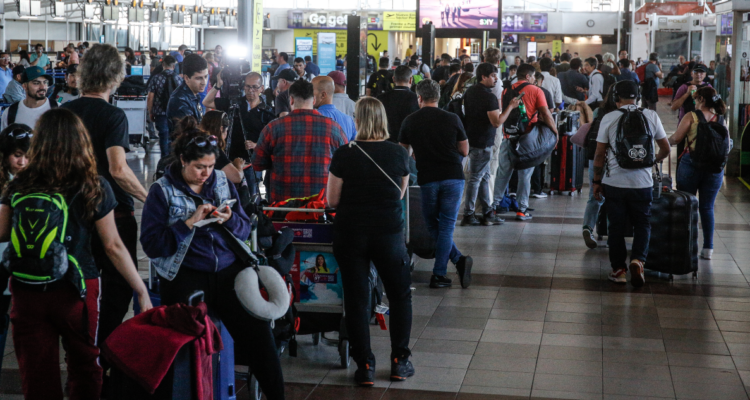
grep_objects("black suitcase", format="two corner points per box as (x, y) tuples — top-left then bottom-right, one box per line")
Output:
(645, 188), (699, 278)
(108, 343), (195, 400)
(550, 135), (585, 194)
(407, 186), (436, 259)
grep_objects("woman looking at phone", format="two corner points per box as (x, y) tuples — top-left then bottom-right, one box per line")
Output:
(139, 116), (286, 399)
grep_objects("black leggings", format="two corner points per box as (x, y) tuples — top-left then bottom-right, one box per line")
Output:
(333, 229), (413, 367)
(160, 263), (285, 400)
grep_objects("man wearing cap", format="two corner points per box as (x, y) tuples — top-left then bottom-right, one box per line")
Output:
(313, 76), (356, 142)
(329, 71), (355, 118)
(271, 68), (297, 118)
(2, 65), (26, 104)
(0, 66), (54, 131)
(52, 64), (81, 105)
(592, 80), (670, 287)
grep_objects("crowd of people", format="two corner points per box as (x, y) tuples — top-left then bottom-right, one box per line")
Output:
(0, 39), (731, 399)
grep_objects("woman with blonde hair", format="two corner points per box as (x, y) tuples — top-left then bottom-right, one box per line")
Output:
(327, 96), (414, 387)
(451, 72), (474, 99)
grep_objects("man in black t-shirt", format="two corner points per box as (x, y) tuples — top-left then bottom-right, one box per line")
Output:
(461, 63), (504, 226)
(378, 66), (419, 143)
(204, 71), (275, 194)
(62, 43), (149, 377)
(399, 79), (473, 289)
(431, 54), (453, 85)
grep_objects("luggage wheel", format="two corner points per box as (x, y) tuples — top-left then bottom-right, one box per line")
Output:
(311, 332), (320, 345)
(339, 339), (351, 368)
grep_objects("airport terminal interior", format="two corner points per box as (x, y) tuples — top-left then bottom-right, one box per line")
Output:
(4, 0), (750, 399)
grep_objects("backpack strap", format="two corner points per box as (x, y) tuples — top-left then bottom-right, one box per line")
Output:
(7, 102), (19, 125)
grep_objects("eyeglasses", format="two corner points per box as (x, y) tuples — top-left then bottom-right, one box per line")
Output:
(244, 84), (262, 91)
(185, 135), (218, 149)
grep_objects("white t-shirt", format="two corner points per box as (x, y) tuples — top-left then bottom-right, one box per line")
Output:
(0, 99), (51, 131)
(596, 104), (667, 189)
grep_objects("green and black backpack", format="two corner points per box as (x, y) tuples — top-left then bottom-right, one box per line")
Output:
(2, 192), (86, 298)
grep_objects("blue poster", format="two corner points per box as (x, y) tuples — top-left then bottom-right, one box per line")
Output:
(295, 37), (313, 62)
(318, 32), (337, 76)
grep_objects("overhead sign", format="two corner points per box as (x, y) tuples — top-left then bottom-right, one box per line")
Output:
(252, 0), (263, 72)
(501, 13), (548, 33)
(383, 12), (415, 31)
(288, 10), (384, 30)
(367, 31), (388, 59)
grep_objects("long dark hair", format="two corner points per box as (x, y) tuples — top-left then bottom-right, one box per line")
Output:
(18, 50), (30, 62)
(5, 109), (103, 221)
(0, 124), (32, 191)
(695, 87), (727, 116)
(200, 110), (230, 151)
(597, 84), (619, 117)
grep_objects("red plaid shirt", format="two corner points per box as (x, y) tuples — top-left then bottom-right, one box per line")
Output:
(252, 109), (348, 202)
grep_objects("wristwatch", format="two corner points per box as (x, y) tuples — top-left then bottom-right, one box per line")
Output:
(592, 180), (602, 185)
(213, 84), (222, 91)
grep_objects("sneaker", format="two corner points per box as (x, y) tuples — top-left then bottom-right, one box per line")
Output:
(608, 268), (627, 283)
(390, 357), (415, 382)
(482, 212), (505, 226)
(430, 274), (452, 288)
(461, 214), (481, 226)
(456, 256), (473, 288)
(582, 227), (598, 249)
(629, 260), (645, 288)
(516, 210), (533, 221)
(701, 249), (713, 260)
(354, 360), (376, 387)
(531, 192), (548, 198)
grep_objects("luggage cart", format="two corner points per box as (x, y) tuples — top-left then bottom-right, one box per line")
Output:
(113, 94), (148, 158)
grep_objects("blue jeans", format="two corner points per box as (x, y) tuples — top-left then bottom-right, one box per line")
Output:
(464, 147), (493, 215)
(421, 179), (464, 276)
(584, 160), (604, 230)
(244, 168), (263, 196)
(676, 153), (724, 249)
(492, 139), (533, 212)
(603, 185), (652, 271)
(155, 115), (170, 157)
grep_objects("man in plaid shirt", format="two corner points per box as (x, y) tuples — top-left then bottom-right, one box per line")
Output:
(253, 79), (348, 202)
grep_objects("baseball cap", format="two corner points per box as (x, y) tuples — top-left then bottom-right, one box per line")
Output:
(692, 64), (707, 73)
(328, 71), (346, 86)
(271, 68), (298, 82)
(21, 66), (53, 84)
(614, 80), (639, 100)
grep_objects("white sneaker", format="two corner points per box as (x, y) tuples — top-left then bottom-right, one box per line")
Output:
(531, 192), (548, 198)
(701, 249), (713, 260)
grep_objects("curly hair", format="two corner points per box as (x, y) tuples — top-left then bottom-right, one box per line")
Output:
(77, 43), (125, 94)
(5, 109), (103, 221)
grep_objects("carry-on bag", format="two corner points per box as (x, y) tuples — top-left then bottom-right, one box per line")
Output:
(550, 135), (585, 194)
(407, 186), (436, 259)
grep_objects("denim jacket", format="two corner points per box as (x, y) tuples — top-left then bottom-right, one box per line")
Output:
(144, 166), (251, 280)
(166, 82), (203, 131)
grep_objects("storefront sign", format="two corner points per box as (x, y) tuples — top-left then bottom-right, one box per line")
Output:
(318, 32), (338, 76)
(501, 13), (548, 33)
(251, 0), (263, 72)
(383, 12), (415, 31)
(293, 29), (348, 56)
(288, 10), (384, 30)
(720, 13), (733, 36)
(295, 37), (313, 61)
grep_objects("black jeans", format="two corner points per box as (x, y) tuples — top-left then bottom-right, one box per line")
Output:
(603, 185), (653, 271)
(332, 230), (413, 367)
(93, 214), (138, 371)
(531, 163), (544, 194)
(160, 263), (285, 400)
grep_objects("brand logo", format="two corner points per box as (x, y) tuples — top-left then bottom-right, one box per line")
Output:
(308, 14), (346, 27)
(480, 19), (495, 26)
(628, 145), (647, 161)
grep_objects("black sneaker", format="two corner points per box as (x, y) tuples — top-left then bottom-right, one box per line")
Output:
(456, 256), (473, 288)
(482, 211), (505, 226)
(354, 360), (376, 387)
(390, 357), (415, 382)
(461, 214), (481, 226)
(430, 274), (452, 288)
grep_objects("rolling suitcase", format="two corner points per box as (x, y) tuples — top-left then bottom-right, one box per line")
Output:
(549, 135), (585, 194)
(645, 164), (699, 278)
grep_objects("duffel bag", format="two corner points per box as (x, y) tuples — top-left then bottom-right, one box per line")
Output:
(509, 123), (558, 170)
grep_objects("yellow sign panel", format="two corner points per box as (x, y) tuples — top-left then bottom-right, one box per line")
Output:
(383, 12), (416, 31)
(293, 29), (347, 56)
(552, 40), (562, 57)
(367, 30), (389, 59)
(251, 0), (263, 72)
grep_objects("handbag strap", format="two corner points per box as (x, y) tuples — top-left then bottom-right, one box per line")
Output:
(348, 141), (402, 192)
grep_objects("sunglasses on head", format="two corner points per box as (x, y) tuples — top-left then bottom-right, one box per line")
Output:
(185, 135), (218, 149)
(6, 129), (32, 141)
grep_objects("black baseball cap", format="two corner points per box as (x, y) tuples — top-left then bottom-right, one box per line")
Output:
(692, 64), (707, 73)
(271, 68), (298, 82)
(614, 80), (639, 99)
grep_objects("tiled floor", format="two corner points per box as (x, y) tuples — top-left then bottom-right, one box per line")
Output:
(4, 99), (750, 399)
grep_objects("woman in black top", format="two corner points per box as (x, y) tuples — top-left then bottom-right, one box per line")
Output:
(0, 109), (151, 399)
(327, 97), (413, 387)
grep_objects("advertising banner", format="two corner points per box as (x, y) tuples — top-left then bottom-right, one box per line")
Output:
(289, 10), (384, 30)
(293, 29), (347, 56)
(418, 0), (498, 29)
(383, 12), (416, 31)
(720, 13), (733, 36)
(318, 32), (338, 76)
(295, 37), (313, 61)
(501, 13), (548, 33)
(552, 40), (562, 57)
(291, 252), (343, 305)
(251, 0), (263, 72)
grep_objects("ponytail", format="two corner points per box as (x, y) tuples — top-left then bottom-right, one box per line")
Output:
(695, 87), (726, 116)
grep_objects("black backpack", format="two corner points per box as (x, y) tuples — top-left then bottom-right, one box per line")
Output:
(159, 71), (180, 107)
(372, 71), (394, 97)
(501, 82), (535, 136)
(613, 107), (655, 169)
(7, 100), (58, 125)
(444, 96), (465, 124)
(687, 111), (730, 173)
(593, 71), (617, 98)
